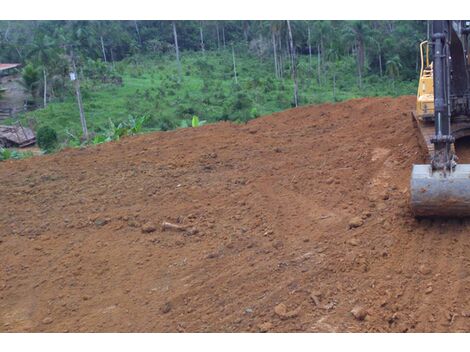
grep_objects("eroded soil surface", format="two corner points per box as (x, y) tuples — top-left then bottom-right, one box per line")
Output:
(2, 96), (470, 332)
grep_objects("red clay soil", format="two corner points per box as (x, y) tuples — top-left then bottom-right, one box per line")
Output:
(1, 96), (470, 332)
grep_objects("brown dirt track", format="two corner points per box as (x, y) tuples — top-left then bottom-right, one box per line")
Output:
(2, 96), (470, 332)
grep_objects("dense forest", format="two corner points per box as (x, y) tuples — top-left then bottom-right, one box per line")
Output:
(0, 20), (427, 151)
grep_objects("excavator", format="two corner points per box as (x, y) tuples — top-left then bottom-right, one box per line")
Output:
(411, 20), (470, 216)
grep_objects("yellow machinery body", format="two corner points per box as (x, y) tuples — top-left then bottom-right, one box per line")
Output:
(416, 41), (434, 120)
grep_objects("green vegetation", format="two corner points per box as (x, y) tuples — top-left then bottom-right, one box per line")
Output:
(36, 125), (58, 152)
(10, 52), (415, 144)
(0, 20), (425, 148)
(0, 148), (34, 161)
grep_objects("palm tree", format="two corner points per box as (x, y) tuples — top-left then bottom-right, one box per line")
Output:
(20, 63), (40, 99)
(27, 34), (58, 108)
(386, 55), (402, 80)
(386, 55), (402, 94)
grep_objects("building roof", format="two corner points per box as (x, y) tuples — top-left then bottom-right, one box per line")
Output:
(0, 63), (21, 71)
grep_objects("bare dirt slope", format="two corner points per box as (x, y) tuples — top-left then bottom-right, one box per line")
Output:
(2, 96), (470, 332)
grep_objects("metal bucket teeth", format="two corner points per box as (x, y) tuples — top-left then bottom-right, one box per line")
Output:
(410, 164), (470, 217)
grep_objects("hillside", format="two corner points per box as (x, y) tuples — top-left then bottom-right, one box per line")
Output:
(3, 95), (470, 332)
(12, 52), (415, 144)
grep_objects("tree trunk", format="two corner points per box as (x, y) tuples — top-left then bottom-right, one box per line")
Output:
(356, 37), (365, 88)
(222, 26), (226, 50)
(378, 53), (383, 77)
(43, 68), (47, 108)
(200, 24), (205, 54)
(172, 22), (182, 83)
(286, 20), (298, 107)
(243, 21), (249, 42)
(216, 23), (220, 51)
(110, 47), (115, 70)
(308, 26), (312, 73)
(333, 70), (337, 101)
(317, 44), (321, 85)
(278, 32), (283, 79)
(272, 29), (279, 79)
(134, 21), (142, 47)
(320, 34), (324, 73)
(71, 54), (88, 140)
(100, 36), (107, 63)
(232, 44), (238, 84)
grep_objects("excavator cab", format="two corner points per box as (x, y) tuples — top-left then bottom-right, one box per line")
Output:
(416, 41), (434, 120)
(411, 20), (470, 216)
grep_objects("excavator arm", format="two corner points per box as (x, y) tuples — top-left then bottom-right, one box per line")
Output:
(411, 20), (470, 216)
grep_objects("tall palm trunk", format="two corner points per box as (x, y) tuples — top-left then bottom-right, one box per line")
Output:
(232, 44), (238, 84)
(333, 70), (337, 101)
(134, 21), (142, 47)
(317, 44), (322, 85)
(71, 53), (88, 140)
(43, 68), (47, 108)
(200, 24), (205, 54)
(356, 37), (365, 88)
(272, 29), (279, 79)
(308, 26), (312, 74)
(222, 26), (226, 49)
(286, 20), (298, 107)
(172, 22), (182, 83)
(100, 36), (107, 63)
(216, 23), (220, 51)
(278, 32), (283, 80)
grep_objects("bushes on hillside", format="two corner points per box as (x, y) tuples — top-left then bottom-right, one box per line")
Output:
(36, 126), (58, 152)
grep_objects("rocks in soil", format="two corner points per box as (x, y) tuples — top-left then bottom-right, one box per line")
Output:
(351, 306), (368, 321)
(419, 264), (431, 275)
(42, 317), (53, 324)
(127, 219), (140, 228)
(258, 322), (273, 332)
(161, 221), (198, 236)
(347, 238), (360, 246)
(274, 303), (300, 319)
(310, 290), (322, 306)
(161, 302), (172, 314)
(348, 217), (364, 229)
(141, 222), (157, 233)
(94, 218), (109, 227)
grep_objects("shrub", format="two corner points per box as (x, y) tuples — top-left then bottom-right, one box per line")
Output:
(251, 107), (260, 118)
(0, 148), (34, 161)
(36, 126), (58, 152)
(157, 117), (177, 131)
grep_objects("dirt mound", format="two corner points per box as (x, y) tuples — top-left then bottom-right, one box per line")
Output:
(1, 95), (470, 332)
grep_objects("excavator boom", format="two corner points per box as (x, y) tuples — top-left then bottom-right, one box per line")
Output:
(410, 20), (470, 217)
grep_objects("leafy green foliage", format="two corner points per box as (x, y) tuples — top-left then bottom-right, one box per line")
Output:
(91, 115), (149, 144)
(21, 64), (40, 97)
(11, 50), (416, 147)
(0, 20), (424, 151)
(0, 148), (34, 161)
(192, 115), (199, 127)
(36, 126), (58, 152)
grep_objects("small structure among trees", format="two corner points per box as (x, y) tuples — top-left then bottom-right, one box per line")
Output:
(0, 63), (21, 77)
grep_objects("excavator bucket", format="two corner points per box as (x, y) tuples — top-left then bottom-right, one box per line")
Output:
(410, 164), (470, 217)
(410, 21), (470, 217)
